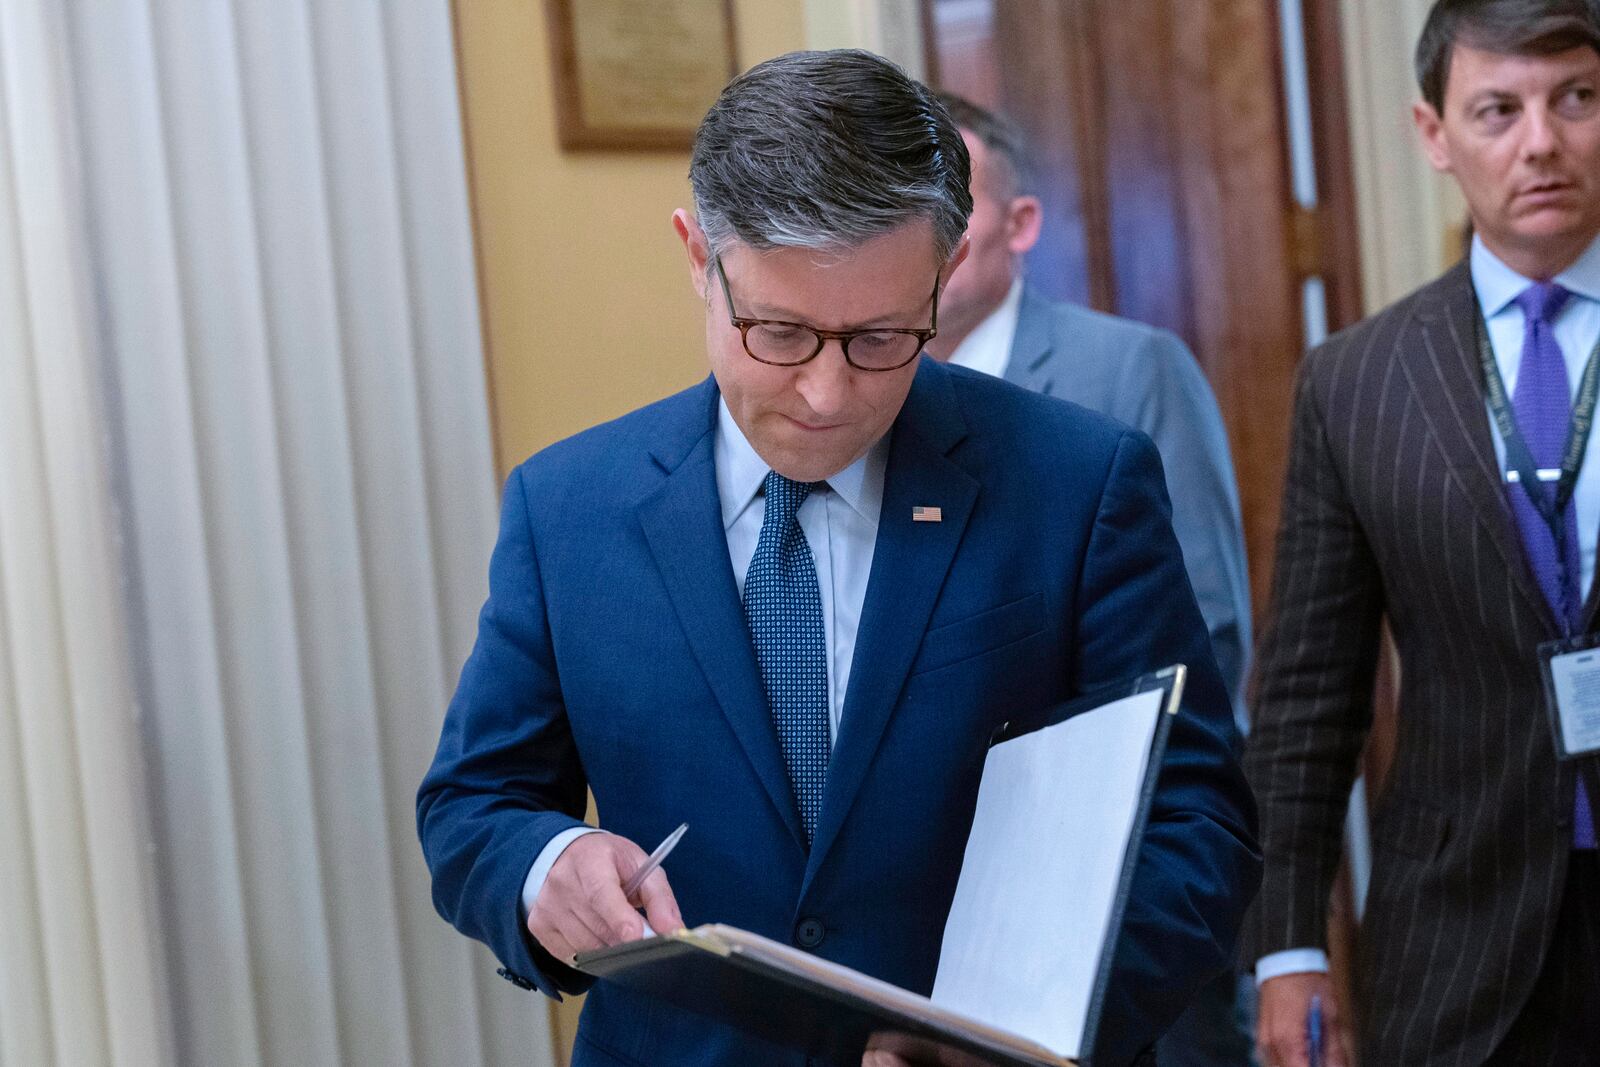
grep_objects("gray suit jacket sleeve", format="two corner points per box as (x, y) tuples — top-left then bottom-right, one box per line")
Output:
(1008, 290), (1253, 727)
(1118, 330), (1252, 724)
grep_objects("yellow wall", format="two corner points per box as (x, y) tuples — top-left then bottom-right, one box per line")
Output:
(450, 3), (807, 1062)
(455, 0), (807, 478)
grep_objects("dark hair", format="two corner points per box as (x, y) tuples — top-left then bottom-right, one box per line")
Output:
(1416, 0), (1600, 112)
(935, 92), (1035, 198)
(689, 50), (972, 261)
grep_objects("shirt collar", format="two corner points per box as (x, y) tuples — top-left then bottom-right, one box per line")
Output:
(714, 399), (888, 529)
(1558, 232), (1600, 305)
(946, 277), (1024, 378)
(1472, 231), (1600, 317)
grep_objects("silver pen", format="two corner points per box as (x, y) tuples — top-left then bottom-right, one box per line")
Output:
(621, 822), (688, 901)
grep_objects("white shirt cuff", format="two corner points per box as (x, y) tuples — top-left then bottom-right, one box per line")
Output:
(521, 826), (604, 917)
(1255, 948), (1330, 985)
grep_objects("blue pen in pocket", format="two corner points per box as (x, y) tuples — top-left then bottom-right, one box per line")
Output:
(1308, 993), (1324, 1067)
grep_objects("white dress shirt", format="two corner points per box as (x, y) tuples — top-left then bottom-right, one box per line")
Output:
(946, 278), (1024, 379)
(521, 400), (888, 917)
(1256, 232), (1600, 985)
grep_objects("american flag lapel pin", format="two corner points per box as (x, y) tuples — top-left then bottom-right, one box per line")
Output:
(912, 505), (942, 523)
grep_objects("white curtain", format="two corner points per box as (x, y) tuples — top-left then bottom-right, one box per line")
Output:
(0, 1), (173, 1062)
(0, 0), (554, 1064)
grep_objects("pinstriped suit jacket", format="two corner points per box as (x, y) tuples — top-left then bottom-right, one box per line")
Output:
(1244, 262), (1591, 1066)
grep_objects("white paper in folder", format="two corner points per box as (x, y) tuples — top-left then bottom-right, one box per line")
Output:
(930, 686), (1166, 1061)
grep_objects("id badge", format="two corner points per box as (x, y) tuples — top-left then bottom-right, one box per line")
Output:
(1538, 633), (1600, 759)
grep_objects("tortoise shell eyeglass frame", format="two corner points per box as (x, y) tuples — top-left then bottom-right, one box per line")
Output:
(712, 254), (941, 372)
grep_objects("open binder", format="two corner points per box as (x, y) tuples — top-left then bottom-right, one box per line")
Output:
(575, 666), (1187, 1067)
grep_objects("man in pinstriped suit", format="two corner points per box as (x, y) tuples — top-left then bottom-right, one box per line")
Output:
(1246, 2), (1600, 1065)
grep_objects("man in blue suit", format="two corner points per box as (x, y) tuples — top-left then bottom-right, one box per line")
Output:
(924, 96), (1257, 1067)
(417, 50), (1259, 1067)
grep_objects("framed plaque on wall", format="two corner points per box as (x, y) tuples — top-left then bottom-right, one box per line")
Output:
(545, 0), (739, 150)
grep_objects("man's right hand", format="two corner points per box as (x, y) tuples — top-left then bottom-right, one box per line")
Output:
(1256, 972), (1350, 1067)
(525, 832), (684, 965)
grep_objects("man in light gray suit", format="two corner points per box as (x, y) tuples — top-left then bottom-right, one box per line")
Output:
(926, 95), (1256, 1067)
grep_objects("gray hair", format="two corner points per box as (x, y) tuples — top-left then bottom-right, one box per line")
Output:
(689, 49), (973, 263)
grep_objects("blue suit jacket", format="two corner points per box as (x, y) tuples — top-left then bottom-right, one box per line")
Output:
(1003, 287), (1252, 731)
(417, 358), (1260, 1067)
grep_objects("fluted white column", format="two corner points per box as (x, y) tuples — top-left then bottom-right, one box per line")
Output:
(806, 0), (926, 77)
(1340, 0), (1468, 308)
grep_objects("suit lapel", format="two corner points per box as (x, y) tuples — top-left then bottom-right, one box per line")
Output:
(1002, 285), (1057, 395)
(1400, 263), (1555, 631)
(805, 361), (979, 882)
(636, 381), (808, 851)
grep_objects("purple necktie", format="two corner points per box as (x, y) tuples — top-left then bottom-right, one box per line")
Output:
(1505, 281), (1594, 848)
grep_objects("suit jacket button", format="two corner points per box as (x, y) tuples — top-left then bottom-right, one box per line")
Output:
(795, 918), (826, 949)
(496, 967), (535, 991)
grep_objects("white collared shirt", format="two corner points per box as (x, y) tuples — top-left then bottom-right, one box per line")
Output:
(946, 279), (1024, 380)
(715, 399), (887, 742)
(522, 400), (888, 916)
(1256, 231), (1600, 987)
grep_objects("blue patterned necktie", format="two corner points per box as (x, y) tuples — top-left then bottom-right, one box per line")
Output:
(1505, 281), (1594, 849)
(744, 471), (830, 845)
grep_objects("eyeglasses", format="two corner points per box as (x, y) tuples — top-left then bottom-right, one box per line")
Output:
(714, 255), (939, 372)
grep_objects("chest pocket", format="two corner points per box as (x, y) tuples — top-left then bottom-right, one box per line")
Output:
(909, 592), (1047, 678)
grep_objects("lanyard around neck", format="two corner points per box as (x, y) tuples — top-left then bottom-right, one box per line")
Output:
(1475, 300), (1600, 533)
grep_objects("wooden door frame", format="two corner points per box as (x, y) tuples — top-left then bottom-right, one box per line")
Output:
(1299, 0), (1366, 329)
